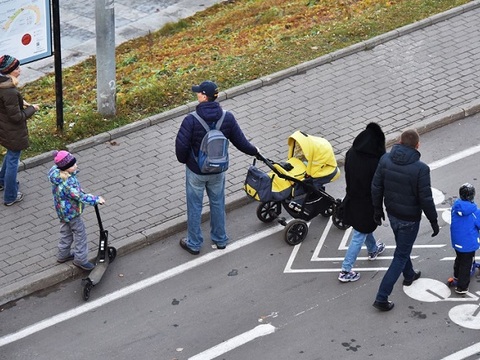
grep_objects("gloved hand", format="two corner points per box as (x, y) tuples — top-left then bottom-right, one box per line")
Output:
(373, 209), (385, 226)
(431, 221), (440, 237)
(255, 147), (262, 160)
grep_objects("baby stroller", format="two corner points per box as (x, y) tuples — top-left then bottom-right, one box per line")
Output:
(244, 131), (349, 245)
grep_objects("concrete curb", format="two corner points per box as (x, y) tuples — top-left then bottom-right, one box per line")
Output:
(3, 100), (480, 306)
(4, 1), (480, 306)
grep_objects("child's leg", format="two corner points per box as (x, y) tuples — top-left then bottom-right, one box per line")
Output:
(453, 253), (460, 279)
(70, 217), (89, 264)
(456, 250), (474, 290)
(58, 222), (74, 260)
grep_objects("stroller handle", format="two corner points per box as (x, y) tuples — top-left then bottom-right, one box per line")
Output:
(254, 153), (302, 183)
(255, 152), (276, 171)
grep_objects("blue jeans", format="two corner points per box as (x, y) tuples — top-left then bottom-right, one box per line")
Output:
(375, 214), (420, 302)
(58, 216), (89, 263)
(185, 167), (228, 251)
(0, 149), (21, 203)
(341, 230), (377, 272)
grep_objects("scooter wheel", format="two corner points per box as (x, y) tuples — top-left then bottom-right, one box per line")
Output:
(83, 281), (93, 301)
(284, 219), (308, 246)
(256, 201), (281, 223)
(108, 247), (117, 263)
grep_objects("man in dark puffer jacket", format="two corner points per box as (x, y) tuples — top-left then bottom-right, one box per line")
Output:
(371, 129), (439, 311)
(175, 81), (258, 255)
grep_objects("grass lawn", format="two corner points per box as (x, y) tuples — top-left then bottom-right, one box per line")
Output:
(6, 0), (472, 161)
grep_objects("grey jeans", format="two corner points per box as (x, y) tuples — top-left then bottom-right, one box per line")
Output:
(58, 216), (88, 263)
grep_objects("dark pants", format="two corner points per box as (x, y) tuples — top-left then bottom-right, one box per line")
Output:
(454, 250), (475, 290)
(375, 214), (419, 302)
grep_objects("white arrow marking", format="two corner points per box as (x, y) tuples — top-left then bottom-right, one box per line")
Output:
(188, 324), (275, 360)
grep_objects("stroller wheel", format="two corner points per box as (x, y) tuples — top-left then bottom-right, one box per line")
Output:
(257, 201), (281, 223)
(284, 219), (309, 245)
(332, 205), (350, 230)
(321, 203), (335, 217)
(332, 214), (350, 230)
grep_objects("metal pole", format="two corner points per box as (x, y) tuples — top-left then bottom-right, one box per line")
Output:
(95, 0), (116, 116)
(52, 0), (64, 131)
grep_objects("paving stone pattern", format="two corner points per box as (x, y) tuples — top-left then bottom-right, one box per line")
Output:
(1, 2), (480, 305)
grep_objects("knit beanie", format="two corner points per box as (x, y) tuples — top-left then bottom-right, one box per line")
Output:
(0, 55), (20, 75)
(53, 150), (76, 171)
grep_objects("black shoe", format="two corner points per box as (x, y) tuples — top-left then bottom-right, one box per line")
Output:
(373, 300), (394, 311)
(455, 287), (469, 294)
(213, 242), (226, 250)
(180, 238), (200, 255)
(403, 270), (421, 286)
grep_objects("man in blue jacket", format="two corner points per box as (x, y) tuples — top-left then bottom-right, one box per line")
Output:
(371, 129), (439, 311)
(175, 81), (258, 255)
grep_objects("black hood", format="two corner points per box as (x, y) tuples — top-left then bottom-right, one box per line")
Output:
(352, 122), (386, 158)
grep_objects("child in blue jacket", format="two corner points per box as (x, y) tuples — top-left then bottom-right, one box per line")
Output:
(450, 183), (480, 294)
(48, 151), (105, 271)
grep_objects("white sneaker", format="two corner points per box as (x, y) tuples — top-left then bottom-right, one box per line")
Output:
(368, 242), (385, 261)
(338, 270), (360, 282)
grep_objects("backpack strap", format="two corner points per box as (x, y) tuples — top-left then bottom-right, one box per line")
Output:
(215, 110), (227, 130)
(191, 110), (227, 131)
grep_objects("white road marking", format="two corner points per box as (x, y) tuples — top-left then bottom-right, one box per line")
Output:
(428, 144), (480, 171)
(0, 225), (283, 348)
(188, 324), (276, 360)
(284, 144), (480, 274)
(4, 145), (480, 350)
(441, 342), (480, 360)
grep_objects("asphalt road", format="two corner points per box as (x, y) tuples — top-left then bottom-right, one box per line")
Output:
(1, 115), (480, 360)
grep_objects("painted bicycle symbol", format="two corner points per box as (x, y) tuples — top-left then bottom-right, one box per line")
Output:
(403, 278), (480, 329)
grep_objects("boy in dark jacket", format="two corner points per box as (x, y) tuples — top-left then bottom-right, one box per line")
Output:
(175, 81), (258, 255)
(450, 183), (480, 294)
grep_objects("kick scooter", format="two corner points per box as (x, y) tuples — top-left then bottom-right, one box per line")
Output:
(82, 204), (117, 301)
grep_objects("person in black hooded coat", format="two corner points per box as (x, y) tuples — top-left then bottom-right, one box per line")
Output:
(338, 123), (386, 283)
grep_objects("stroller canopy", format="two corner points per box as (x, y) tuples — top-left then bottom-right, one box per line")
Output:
(287, 131), (338, 179)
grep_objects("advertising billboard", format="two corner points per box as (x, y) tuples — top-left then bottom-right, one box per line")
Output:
(0, 0), (52, 64)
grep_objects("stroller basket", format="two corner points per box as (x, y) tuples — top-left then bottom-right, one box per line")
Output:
(244, 156), (306, 203)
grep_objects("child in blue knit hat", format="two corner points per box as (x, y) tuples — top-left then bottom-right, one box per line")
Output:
(48, 150), (105, 271)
